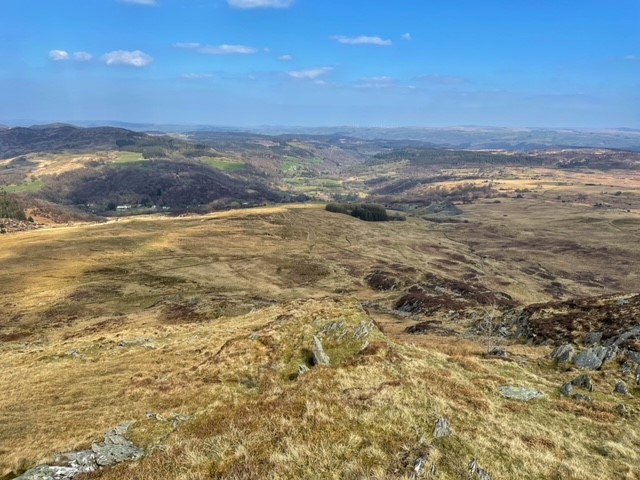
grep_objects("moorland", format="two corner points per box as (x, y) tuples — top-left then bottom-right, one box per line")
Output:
(1, 125), (640, 479)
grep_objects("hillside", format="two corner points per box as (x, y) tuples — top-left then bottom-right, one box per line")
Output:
(2, 197), (640, 479)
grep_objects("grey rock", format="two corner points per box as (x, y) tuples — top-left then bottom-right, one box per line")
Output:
(14, 422), (143, 480)
(469, 459), (491, 480)
(488, 346), (509, 358)
(626, 350), (640, 365)
(412, 456), (427, 479)
(572, 393), (593, 403)
(433, 417), (453, 438)
(15, 465), (78, 480)
(636, 366), (640, 385)
(312, 335), (330, 366)
(53, 451), (97, 473)
(621, 362), (633, 377)
(353, 320), (373, 340)
(550, 344), (575, 363)
(499, 386), (544, 401)
(614, 381), (631, 396)
(608, 326), (640, 348)
(297, 364), (310, 377)
(584, 332), (603, 347)
(571, 374), (594, 392)
(574, 347), (607, 370)
(616, 403), (628, 416)
(560, 383), (573, 396)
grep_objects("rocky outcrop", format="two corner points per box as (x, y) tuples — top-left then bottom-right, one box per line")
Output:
(15, 423), (143, 480)
(550, 344), (576, 364)
(469, 459), (492, 480)
(614, 381), (631, 396)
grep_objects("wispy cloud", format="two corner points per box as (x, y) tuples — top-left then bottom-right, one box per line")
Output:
(420, 74), (467, 85)
(228, 0), (294, 8)
(49, 50), (70, 61)
(331, 35), (392, 46)
(278, 54), (293, 61)
(103, 50), (153, 67)
(402, 32), (412, 41)
(182, 73), (214, 79)
(175, 43), (257, 55)
(288, 67), (333, 80)
(625, 55), (638, 61)
(356, 76), (395, 88)
(73, 51), (93, 62)
(120, 0), (158, 5)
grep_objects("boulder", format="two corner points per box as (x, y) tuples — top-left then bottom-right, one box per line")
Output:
(614, 381), (631, 396)
(488, 346), (509, 358)
(499, 386), (544, 401)
(433, 417), (453, 438)
(571, 374), (594, 392)
(312, 335), (330, 366)
(574, 347), (607, 370)
(560, 383), (573, 396)
(636, 366), (640, 386)
(550, 344), (575, 364)
(621, 362), (633, 377)
(616, 404), (628, 416)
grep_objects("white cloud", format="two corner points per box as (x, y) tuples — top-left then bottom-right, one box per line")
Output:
(199, 44), (257, 55)
(402, 32), (412, 41)
(228, 0), (294, 9)
(49, 50), (70, 61)
(331, 35), (392, 46)
(73, 51), (93, 62)
(174, 42), (201, 49)
(182, 73), (214, 79)
(120, 0), (158, 5)
(288, 67), (332, 80)
(175, 43), (257, 55)
(278, 54), (293, 61)
(103, 50), (153, 67)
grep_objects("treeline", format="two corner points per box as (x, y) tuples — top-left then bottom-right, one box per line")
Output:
(326, 202), (401, 222)
(0, 190), (26, 220)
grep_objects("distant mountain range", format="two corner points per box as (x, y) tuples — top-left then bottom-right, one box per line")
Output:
(2, 122), (640, 151)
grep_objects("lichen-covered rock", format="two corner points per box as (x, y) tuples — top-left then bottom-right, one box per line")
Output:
(15, 465), (78, 480)
(571, 374), (594, 392)
(550, 344), (575, 364)
(499, 386), (544, 401)
(433, 417), (453, 438)
(15, 423), (142, 480)
(312, 335), (330, 366)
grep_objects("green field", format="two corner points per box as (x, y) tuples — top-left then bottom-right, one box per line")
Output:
(200, 157), (246, 172)
(112, 151), (146, 167)
(3, 179), (43, 194)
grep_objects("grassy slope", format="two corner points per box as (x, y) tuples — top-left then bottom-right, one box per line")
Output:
(1, 204), (640, 479)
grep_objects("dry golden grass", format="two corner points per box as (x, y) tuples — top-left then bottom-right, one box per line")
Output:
(2, 189), (640, 478)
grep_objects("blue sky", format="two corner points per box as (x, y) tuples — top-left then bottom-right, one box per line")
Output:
(1, 0), (639, 127)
